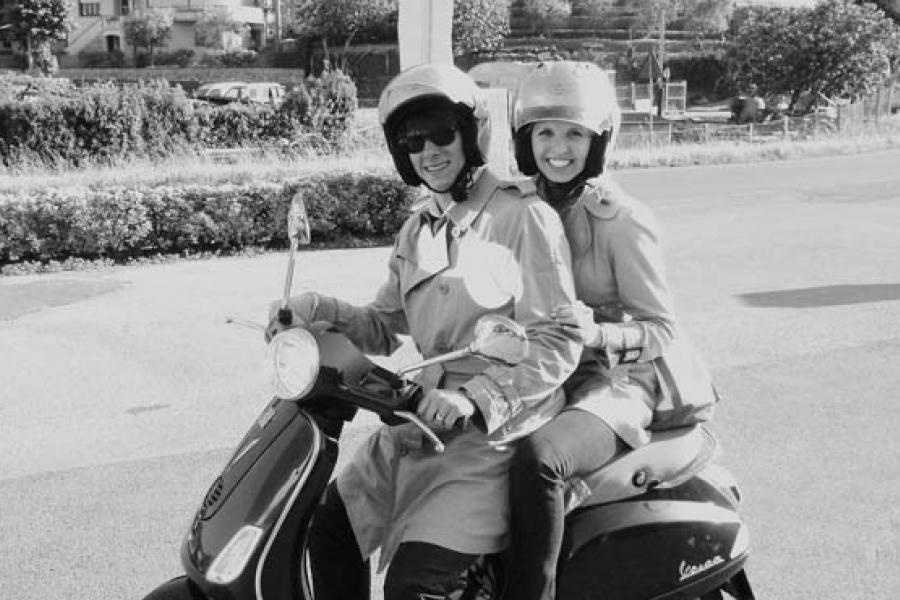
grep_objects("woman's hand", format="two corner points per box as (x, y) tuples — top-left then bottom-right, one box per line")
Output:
(572, 300), (607, 348)
(264, 292), (331, 342)
(417, 389), (476, 431)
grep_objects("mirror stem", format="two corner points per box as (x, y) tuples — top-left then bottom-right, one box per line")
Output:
(281, 239), (298, 311)
(397, 348), (470, 375)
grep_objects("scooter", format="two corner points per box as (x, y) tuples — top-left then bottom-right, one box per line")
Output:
(142, 195), (755, 600)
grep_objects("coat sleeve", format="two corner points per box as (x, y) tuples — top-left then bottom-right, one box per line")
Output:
(601, 201), (677, 363)
(459, 200), (583, 435)
(316, 234), (409, 357)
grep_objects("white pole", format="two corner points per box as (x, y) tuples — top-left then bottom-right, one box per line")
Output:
(398, 0), (453, 71)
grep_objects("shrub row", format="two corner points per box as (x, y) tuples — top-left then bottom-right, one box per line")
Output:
(0, 70), (358, 166)
(0, 171), (416, 267)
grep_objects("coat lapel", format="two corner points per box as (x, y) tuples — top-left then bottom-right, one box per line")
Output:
(397, 169), (499, 297)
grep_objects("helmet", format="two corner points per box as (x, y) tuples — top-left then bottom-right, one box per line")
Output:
(512, 61), (620, 178)
(378, 63), (491, 186)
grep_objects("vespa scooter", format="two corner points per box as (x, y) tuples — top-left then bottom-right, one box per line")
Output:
(142, 195), (754, 600)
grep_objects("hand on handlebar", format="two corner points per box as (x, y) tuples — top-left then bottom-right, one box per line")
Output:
(417, 389), (475, 431)
(265, 293), (330, 342)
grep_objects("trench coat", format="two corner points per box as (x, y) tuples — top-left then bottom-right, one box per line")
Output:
(547, 175), (715, 449)
(321, 167), (582, 570)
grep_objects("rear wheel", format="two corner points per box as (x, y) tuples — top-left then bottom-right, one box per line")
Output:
(142, 576), (204, 600)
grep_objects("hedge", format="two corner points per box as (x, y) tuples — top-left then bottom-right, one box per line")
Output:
(0, 171), (417, 267)
(0, 70), (358, 167)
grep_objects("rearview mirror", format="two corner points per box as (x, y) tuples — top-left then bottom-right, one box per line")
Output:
(396, 314), (529, 375)
(288, 192), (311, 246)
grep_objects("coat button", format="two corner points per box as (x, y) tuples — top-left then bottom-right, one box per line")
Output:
(438, 283), (450, 295)
(436, 344), (450, 353)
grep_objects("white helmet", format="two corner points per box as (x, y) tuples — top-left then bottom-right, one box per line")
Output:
(378, 63), (491, 186)
(513, 61), (620, 177)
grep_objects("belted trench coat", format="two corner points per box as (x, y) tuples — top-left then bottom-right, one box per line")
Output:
(325, 167), (581, 570)
(548, 176), (714, 449)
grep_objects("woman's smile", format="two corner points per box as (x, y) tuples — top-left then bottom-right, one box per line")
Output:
(531, 120), (592, 183)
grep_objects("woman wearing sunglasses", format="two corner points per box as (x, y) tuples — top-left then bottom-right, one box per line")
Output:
(268, 63), (582, 600)
(504, 61), (719, 600)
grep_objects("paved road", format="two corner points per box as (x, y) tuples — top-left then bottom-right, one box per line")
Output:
(2, 150), (900, 599)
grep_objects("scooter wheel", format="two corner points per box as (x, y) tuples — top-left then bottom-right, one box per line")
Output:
(142, 576), (204, 600)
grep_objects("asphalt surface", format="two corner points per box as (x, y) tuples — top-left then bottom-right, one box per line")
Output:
(2, 150), (900, 599)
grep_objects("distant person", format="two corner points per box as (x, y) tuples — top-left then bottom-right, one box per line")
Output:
(749, 84), (766, 120)
(654, 76), (665, 117)
(735, 83), (764, 124)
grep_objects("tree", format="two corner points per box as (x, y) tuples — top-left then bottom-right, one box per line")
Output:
(518, 0), (571, 37)
(123, 8), (174, 66)
(621, 0), (734, 68)
(855, 0), (900, 26)
(292, 0), (395, 69)
(195, 7), (246, 50)
(727, 0), (900, 111)
(12, 0), (75, 74)
(452, 0), (510, 55)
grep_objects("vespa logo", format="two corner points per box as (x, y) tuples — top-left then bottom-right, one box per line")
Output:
(678, 555), (724, 582)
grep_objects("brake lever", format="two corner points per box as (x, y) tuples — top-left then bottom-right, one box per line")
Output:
(394, 411), (445, 454)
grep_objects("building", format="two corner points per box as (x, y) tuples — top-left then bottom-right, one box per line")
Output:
(0, 0), (281, 66)
(66, 0), (277, 57)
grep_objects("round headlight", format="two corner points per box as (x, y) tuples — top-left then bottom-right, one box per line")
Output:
(265, 328), (320, 400)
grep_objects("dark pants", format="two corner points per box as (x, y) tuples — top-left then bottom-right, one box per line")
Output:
(506, 410), (625, 600)
(307, 482), (479, 600)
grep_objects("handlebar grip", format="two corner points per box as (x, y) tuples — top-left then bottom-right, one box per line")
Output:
(277, 308), (293, 326)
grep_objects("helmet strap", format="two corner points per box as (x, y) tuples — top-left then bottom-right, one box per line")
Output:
(537, 174), (586, 211)
(423, 165), (474, 202)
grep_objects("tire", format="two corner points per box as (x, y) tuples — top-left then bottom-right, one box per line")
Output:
(142, 576), (204, 600)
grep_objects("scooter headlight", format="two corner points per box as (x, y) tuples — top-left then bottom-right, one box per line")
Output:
(207, 525), (263, 584)
(266, 328), (320, 400)
(730, 522), (750, 559)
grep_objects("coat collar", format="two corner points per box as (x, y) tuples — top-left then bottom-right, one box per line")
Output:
(398, 167), (500, 296)
(417, 166), (496, 238)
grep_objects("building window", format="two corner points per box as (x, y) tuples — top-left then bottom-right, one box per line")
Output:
(120, 0), (129, 15)
(80, 2), (100, 16)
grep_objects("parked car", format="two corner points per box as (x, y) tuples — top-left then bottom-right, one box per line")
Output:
(239, 82), (286, 107)
(193, 81), (246, 103)
(194, 81), (286, 108)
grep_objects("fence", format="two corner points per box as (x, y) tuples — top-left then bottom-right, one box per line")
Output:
(617, 91), (895, 149)
(615, 80), (687, 117)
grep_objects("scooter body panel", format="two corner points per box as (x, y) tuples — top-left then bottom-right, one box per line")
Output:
(557, 470), (749, 600)
(180, 400), (336, 600)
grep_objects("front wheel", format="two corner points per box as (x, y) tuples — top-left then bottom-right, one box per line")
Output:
(142, 576), (205, 600)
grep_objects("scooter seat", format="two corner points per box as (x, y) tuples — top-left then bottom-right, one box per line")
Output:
(563, 425), (718, 512)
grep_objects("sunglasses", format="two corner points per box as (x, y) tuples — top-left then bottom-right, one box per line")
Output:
(395, 125), (457, 154)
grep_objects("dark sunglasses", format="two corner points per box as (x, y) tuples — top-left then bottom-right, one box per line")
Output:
(395, 125), (457, 154)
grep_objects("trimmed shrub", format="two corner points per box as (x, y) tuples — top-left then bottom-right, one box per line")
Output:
(0, 70), (358, 165)
(78, 50), (127, 68)
(0, 172), (416, 267)
(200, 49), (259, 67)
(305, 69), (358, 141)
(154, 49), (197, 67)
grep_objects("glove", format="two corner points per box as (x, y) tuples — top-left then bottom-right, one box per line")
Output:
(417, 388), (476, 431)
(571, 300), (608, 348)
(265, 292), (338, 342)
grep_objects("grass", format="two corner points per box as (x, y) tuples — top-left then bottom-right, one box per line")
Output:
(4, 113), (900, 197)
